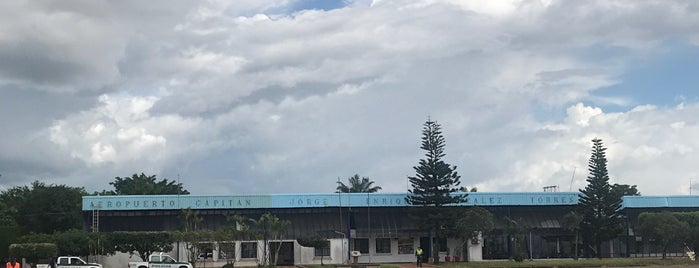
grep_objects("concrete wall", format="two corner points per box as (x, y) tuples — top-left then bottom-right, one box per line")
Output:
(94, 236), (483, 267)
(353, 238), (417, 263)
(295, 239), (345, 265)
(467, 234), (483, 261)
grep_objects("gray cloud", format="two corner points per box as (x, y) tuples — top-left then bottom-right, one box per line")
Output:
(1, 0), (698, 195)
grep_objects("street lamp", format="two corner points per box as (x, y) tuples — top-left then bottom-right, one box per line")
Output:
(334, 231), (347, 264)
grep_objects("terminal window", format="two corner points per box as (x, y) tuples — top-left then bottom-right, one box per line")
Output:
(376, 238), (391, 254)
(354, 239), (369, 254)
(241, 242), (257, 258)
(398, 239), (413, 254)
(219, 242), (235, 260)
(314, 241), (330, 257)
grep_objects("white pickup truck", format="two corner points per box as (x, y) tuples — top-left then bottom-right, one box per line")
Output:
(127, 253), (193, 268)
(37, 256), (102, 268)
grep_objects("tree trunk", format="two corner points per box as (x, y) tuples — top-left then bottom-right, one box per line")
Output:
(272, 242), (283, 266)
(433, 234), (440, 264)
(574, 232), (579, 260)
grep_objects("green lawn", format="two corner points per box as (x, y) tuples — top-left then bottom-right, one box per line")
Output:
(308, 258), (696, 268)
(434, 258), (696, 267)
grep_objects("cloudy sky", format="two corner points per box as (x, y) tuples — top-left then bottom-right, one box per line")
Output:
(1, 0), (698, 195)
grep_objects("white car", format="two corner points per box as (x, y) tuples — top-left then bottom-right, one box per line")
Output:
(197, 253), (213, 260)
(128, 253), (193, 268)
(56, 257), (101, 268)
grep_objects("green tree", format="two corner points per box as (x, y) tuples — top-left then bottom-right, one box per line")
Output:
(217, 215), (249, 266)
(106, 231), (174, 261)
(673, 211), (699, 261)
(578, 138), (622, 258)
(54, 229), (94, 256)
(248, 213), (290, 267)
(17, 233), (55, 244)
(267, 215), (291, 267)
(18, 230), (98, 257)
(459, 187), (477, 192)
(297, 237), (329, 265)
(177, 208), (203, 267)
(637, 212), (689, 259)
(335, 174), (382, 193)
(103, 173), (189, 195)
(0, 201), (20, 258)
(405, 119), (467, 264)
(504, 217), (528, 261)
(192, 230), (216, 268)
(0, 181), (85, 234)
(216, 215), (249, 267)
(454, 206), (493, 260)
(9, 243), (58, 267)
(610, 184), (640, 199)
(561, 211), (583, 259)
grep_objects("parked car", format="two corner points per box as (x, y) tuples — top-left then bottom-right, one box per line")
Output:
(38, 257), (101, 268)
(128, 253), (193, 268)
(197, 253), (213, 260)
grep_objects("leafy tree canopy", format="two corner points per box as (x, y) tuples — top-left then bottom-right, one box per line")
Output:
(53, 229), (95, 257)
(17, 229), (97, 257)
(296, 236), (328, 248)
(638, 212), (689, 259)
(671, 212), (699, 260)
(561, 211), (583, 259)
(336, 174), (382, 193)
(460, 187), (478, 192)
(611, 183), (640, 199)
(455, 206), (493, 242)
(106, 231), (174, 261)
(0, 181), (86, 234)
(9, 243), (58, 263)
(297, 236), (330, 265)
(248, 213), (290, 266)
(101, 173), (189, 195)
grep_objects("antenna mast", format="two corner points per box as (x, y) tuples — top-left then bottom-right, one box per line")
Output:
(569, 167), (577, 191)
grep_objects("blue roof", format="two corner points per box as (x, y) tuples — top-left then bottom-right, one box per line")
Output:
(621, 195), (699, 209)
(82, 192), (580, 211)
(82, 193), (699, 211)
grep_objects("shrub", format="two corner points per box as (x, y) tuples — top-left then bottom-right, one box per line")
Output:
(512, 253), (526, 262)
(9, 243), (58, 264)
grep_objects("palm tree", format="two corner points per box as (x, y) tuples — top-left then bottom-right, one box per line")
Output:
(335, 174), (382, 193)
(562, 211), (582, 259)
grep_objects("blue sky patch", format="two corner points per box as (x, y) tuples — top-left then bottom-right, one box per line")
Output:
(593, 39), (699, 111)
(288, 0), (349, 13)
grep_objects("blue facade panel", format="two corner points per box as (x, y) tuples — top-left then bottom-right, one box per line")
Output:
(83, 192), (580, 211)
(83, 193), (699, 211)
(622, 195), (699, 209)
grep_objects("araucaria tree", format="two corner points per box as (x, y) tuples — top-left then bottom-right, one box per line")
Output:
(578, 138), (622, 258)
(405, 119), (467, 264)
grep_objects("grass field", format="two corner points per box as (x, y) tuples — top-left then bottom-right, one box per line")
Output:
(375, 258), (697, 268)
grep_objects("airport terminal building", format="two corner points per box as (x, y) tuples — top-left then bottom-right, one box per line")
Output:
(82, 192), (699, 267)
